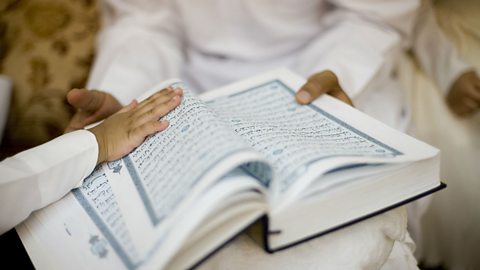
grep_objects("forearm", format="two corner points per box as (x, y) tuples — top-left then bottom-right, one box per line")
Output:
(0, 130), (98, 234)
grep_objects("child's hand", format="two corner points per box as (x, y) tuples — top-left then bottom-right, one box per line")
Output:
(295, 70), (353, 106)
(89, 87), (183, 164)
(446, 70), (480, 117)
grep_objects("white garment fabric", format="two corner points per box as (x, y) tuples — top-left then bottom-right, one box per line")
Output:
(405, 0), (472, 253)
(86, 1), (422, 268)
(0, 130), (98, 235)
(88, 0), (420, 130)
(200, 207), (418, 270)
(398, 52), (480, 270)
(399, 0), (480, 268)
(411, 1), (471, 94)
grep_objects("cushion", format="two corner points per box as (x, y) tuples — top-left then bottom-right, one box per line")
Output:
(0, 0), (99, 156)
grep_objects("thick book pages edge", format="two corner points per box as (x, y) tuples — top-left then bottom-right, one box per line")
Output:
(188, 217), (265, 269)
(245, 216), (269, 249)
(262, 182), (446, 253)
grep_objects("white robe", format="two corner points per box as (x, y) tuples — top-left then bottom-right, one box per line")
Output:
(0, 130), (98, 235)
(395, 1), (476, 267)
(88, 0), (421, 131)
(412, 1), (471, 95)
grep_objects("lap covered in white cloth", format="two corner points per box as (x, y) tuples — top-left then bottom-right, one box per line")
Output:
(200, 207), (418, 270)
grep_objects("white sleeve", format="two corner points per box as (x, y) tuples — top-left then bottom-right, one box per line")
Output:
(87, 0), (185, 104)
(412, 1), (471, 94)
(0, 130), (98, 235)
(297, 0), (419, 98)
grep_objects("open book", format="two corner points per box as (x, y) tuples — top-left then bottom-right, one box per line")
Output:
(17, 69), (444, 270)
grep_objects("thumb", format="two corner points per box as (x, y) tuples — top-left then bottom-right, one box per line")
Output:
(67, 89), (105, 112)
(296, 71), (353, 106)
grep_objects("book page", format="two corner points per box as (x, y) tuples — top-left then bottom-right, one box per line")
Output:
(121, 82), (264, 226)
(80, 81), (268, 258)
(69, 164), (266, 270)
(20, 165), (266, 270)
(207, 80), (402, 195)
(72, 165), (142, 269)
(20, 81), (271, 270)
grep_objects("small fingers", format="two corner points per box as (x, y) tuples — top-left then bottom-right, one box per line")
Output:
(129, 120), (170, 146)
(117, 100), (139, 114)
(139, 87), (182, 108)
(135, 87), (182, 117)
(134, 95), (181, 127)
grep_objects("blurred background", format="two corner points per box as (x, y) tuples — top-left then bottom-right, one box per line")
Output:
(398, 0), (480, 269)
(0, 0), (479, 269)
(0, 0), (98, 157)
